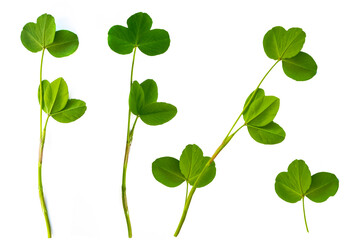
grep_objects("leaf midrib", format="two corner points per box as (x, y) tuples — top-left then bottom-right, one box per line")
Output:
(48, 39), (77, 48)
(246, 99), (278, 124)
(51, 103), (85, 116)
(280, 31), (303, 59)
(158, 166), (185, 181)
(278, 181), (302, 197)
(247, 124), (284, 137)
(24, 28), (43, 49)
(305, 181), (336, 196)
(283, 58), (316, 72)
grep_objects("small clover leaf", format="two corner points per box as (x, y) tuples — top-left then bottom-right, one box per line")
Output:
(38, 78), (87, 123)
(152, 144), (216, 189)
(108, 12), (170, 56)
(275, 160), (339, 232)
(129, 79), (177, 125)
(243, 89), (285, 144)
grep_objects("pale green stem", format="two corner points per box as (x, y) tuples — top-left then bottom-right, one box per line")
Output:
(39, 48), (45, 139)
(122, 142), (132, 238)
(122, 48), (137, 238)
(185, 182), (189, 206)
(38, 115), (51, 238)
(302, 197), (309, 233)
(174, 60), (281, 237)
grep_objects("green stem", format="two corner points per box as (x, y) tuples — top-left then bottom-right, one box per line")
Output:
(302, 197), (309, 233)
(38, 115), (51, 238)
(122, 141), (132, 238)
(39, 48), (45, 139)
(122, 48), (137, 238)
(185, 182), (189, 206)
(225, 59), (280, 139)
(174, 60), (281, 237)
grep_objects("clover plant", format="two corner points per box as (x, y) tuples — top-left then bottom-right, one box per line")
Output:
(21, 14), (86, 238)
(275, 159), (339, 232)
(152, 26), (318, 236)
(107, 12), (177, 238)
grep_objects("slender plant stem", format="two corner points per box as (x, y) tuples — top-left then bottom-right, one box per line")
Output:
(38, 115), (51, 238)
(185, 182), (189, 206)
(39, 48), (45, 138)
(122, 142), (132, 238)
(122, 47), (137, 238)
(174, 60), (281, 237)
(302, 197), (309, 233)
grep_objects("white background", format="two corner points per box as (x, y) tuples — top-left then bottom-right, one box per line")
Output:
(0, 0), (359, 239)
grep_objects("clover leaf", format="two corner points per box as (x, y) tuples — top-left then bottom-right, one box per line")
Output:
(108, 12), (170, 56)
(153, 144), (216, 189)
(21, 13), (79, 58)
(275, 160), (339, 232)
(38, 78), (87, 123)
(263, 26), (317, 81)
(129, 79), (177, 125)
(243, 89), (285, 144)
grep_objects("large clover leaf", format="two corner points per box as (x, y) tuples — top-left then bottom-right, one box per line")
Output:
(21, 13), (79, 58)
(108, 12), (170, 56)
